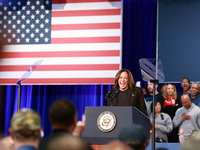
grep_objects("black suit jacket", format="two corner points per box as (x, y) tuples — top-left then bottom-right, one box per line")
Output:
(107, 87), (147, 116)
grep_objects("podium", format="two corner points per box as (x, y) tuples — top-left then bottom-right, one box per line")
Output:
(82, 106), (150, 145)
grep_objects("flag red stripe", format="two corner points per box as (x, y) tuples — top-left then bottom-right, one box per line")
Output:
(52, 23), (120, 30)
(0, 64), (120, 71)
(1, 50), (120, 58)
(52, 9), (120, 17)
(51, 37), (120, 44)
(52, 0), (121, 4)
(0, 78), (115, 84)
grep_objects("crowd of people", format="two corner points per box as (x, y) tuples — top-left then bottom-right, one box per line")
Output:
(1, 69), (200, 150)
(0, 98), (149, 150)
(105, 69), (200, 149)
(0, 98), (90, 150)
(143, 77), (200, 143)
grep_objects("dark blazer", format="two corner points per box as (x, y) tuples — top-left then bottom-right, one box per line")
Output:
(39, 129), (71, 150)
(107, 87), (147, 116)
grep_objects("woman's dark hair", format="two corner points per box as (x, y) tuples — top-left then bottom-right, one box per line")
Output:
(150, 101), (161, 113)
(150, 101), (164, 120)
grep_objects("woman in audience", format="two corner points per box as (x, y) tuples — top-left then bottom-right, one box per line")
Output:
(150, 101), (173, 142)
(158, 84), (182, 119)
(159, 84), (165, 95)
(158, 83), (182, 142)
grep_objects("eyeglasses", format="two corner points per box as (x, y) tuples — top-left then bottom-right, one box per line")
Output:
(181, 82), (189, 85)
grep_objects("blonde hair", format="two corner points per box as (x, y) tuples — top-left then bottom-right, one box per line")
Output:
(162, 84), (177, 100)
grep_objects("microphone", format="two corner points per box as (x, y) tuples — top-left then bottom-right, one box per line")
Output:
(109, 89), (120, 106)
(111, 89), (120, 100)
(105, 89), (114, 100)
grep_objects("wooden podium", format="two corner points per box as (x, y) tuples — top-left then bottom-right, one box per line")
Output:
(82, 106), (150, 150)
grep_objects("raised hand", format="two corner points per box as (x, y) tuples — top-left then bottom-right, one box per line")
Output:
(73, 114), (86, 136)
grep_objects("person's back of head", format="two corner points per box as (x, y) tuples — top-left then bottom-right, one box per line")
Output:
(49, 98), (76, 128)
(119, 123), (149, 150)
(9, 108), (42, 150)
(104, 140), (133, 150)
(181, 131), (200, 150)
(9, 108), (41, 142)
(47, 133), (89, 150)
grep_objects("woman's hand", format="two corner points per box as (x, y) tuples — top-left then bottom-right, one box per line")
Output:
(155, 124), (159, 129)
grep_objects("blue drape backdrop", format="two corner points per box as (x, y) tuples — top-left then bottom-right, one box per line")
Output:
(0, 0), (157, 137)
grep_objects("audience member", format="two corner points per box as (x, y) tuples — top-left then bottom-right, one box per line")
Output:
(177, 78), (191, 100)
(106, 69), (147, 115)
(159, 84), (165, 95)
(189, 82), (200, 106)
(0, 136), (14, 150)
(173, 94), (200, 141)
(119, 123), (149, 150)
(39, 98), (87, 150)
(142, 86), (148, 95)
(145, 81), (162, 116)
(181, 131), (200, 150)
(179, 128), (185, 143)
(158, 84), (182, 119)
(47, 133), (89, 150)
(145, 81), (162, 102)
(9, 108), (42, 150)
(158, 84), (182, 142)
(190, 130), (198, 137)
(179, 128), (186, 143)
(150, 101), (173, 142)
(103, 140), (132, 150)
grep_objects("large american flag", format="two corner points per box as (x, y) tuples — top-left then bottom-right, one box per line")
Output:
(0, 0), (122, 85)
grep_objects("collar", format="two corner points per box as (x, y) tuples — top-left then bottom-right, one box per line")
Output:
(184, 103), (195, 111)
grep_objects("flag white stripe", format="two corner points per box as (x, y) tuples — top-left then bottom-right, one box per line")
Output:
(51, 15), (121, 24)
(51, 29), (121, 38)
(52, 2), (121, 11)
(0, 57), (120, 65)
(0, 71), (118, 78)
(3, 43), (121, 52)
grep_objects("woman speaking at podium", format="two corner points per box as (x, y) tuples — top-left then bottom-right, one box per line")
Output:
(106, 69), (147, 116)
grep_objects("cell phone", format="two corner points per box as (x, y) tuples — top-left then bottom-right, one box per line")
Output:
(136, 81), (141, 87)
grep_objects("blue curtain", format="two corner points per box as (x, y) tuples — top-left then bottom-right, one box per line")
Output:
(123, 0), (157, 83)
(0, 0), (157, 137)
